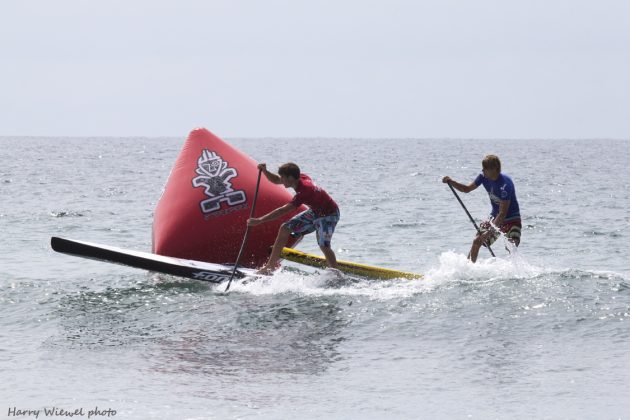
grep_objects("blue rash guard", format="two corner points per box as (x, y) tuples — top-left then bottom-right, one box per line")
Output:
(474, 173), (520, 222)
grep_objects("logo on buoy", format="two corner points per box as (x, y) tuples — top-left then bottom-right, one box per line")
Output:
(192, 149), (247, 214)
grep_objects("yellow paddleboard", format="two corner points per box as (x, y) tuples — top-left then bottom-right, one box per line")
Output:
(280, 248), (423, 280)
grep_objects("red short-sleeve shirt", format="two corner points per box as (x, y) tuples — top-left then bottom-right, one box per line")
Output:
(290, 174), (338, 217)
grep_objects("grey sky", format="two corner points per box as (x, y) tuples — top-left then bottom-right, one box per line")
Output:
(1, 0), (629, 138)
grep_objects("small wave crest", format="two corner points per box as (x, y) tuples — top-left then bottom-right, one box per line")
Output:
(224, 249), (556, 300)
(216, 249), (628, 302)
(50, 210), (87, 218)
(424, 250), (546, 285)
(225, 267), (436, 300)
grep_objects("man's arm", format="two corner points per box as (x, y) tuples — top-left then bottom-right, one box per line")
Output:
(442, 176), (478, 193)
(247, 202), (296, 226)
(494, 200), (510, 227)
(258, 163), (282, 184)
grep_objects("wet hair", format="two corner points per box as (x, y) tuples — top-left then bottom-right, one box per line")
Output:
(278, 162), (300, 179)
(482, 155), (501, 172)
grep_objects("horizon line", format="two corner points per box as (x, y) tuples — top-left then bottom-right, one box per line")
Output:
(1, 134), (629, 141)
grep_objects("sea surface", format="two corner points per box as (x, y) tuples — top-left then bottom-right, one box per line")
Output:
(1, 136), (629, 420)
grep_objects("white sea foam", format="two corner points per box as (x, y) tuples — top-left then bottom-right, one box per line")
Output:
(226, 250), (550, 300)
(227, 266), (436, 300)
(423, 250), (547, 284)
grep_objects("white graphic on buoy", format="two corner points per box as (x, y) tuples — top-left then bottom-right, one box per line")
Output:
(192, 149), (246, 214)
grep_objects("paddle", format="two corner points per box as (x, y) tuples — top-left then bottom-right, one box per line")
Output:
(447, 182), (496, 257)
(224, 169), (263, 292)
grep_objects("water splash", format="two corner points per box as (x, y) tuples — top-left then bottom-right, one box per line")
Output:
(218, 247), (566, 300)
(225, 267), (437, 300)
(424, 251), (546, 285)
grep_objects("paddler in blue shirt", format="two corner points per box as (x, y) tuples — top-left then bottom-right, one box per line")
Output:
(442, 154), (521, 263)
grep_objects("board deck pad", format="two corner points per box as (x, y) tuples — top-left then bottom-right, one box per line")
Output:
(51, 237), (256, 283)
(280, 248), (423, 280)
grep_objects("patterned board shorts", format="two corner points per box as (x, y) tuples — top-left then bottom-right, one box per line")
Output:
(480, 219), (522, 246)
(283, 209), (340, 248)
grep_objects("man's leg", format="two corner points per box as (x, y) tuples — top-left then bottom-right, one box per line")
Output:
(258, 210), (315, 274)
(469, 232), (493, 263)
(507, 224), (521, 247)
(259, 225), (291, 274)
(315, 212), (339, 268)
(320, 245), (337, 268)
(468, 238), (481, 263)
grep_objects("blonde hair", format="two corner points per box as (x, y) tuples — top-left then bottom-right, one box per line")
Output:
(482, 155), (501, 172)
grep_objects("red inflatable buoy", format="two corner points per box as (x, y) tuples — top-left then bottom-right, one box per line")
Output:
(152, 128), (304, 268)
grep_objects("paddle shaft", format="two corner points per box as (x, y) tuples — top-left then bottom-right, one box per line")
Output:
(447, 183), (496, 257)
(225, 169), (263, 292)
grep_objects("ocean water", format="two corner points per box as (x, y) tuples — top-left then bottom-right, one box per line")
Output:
(1, 136), (629, 420)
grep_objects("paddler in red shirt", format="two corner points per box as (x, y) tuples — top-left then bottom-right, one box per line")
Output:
(247, 162), (340, 275)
